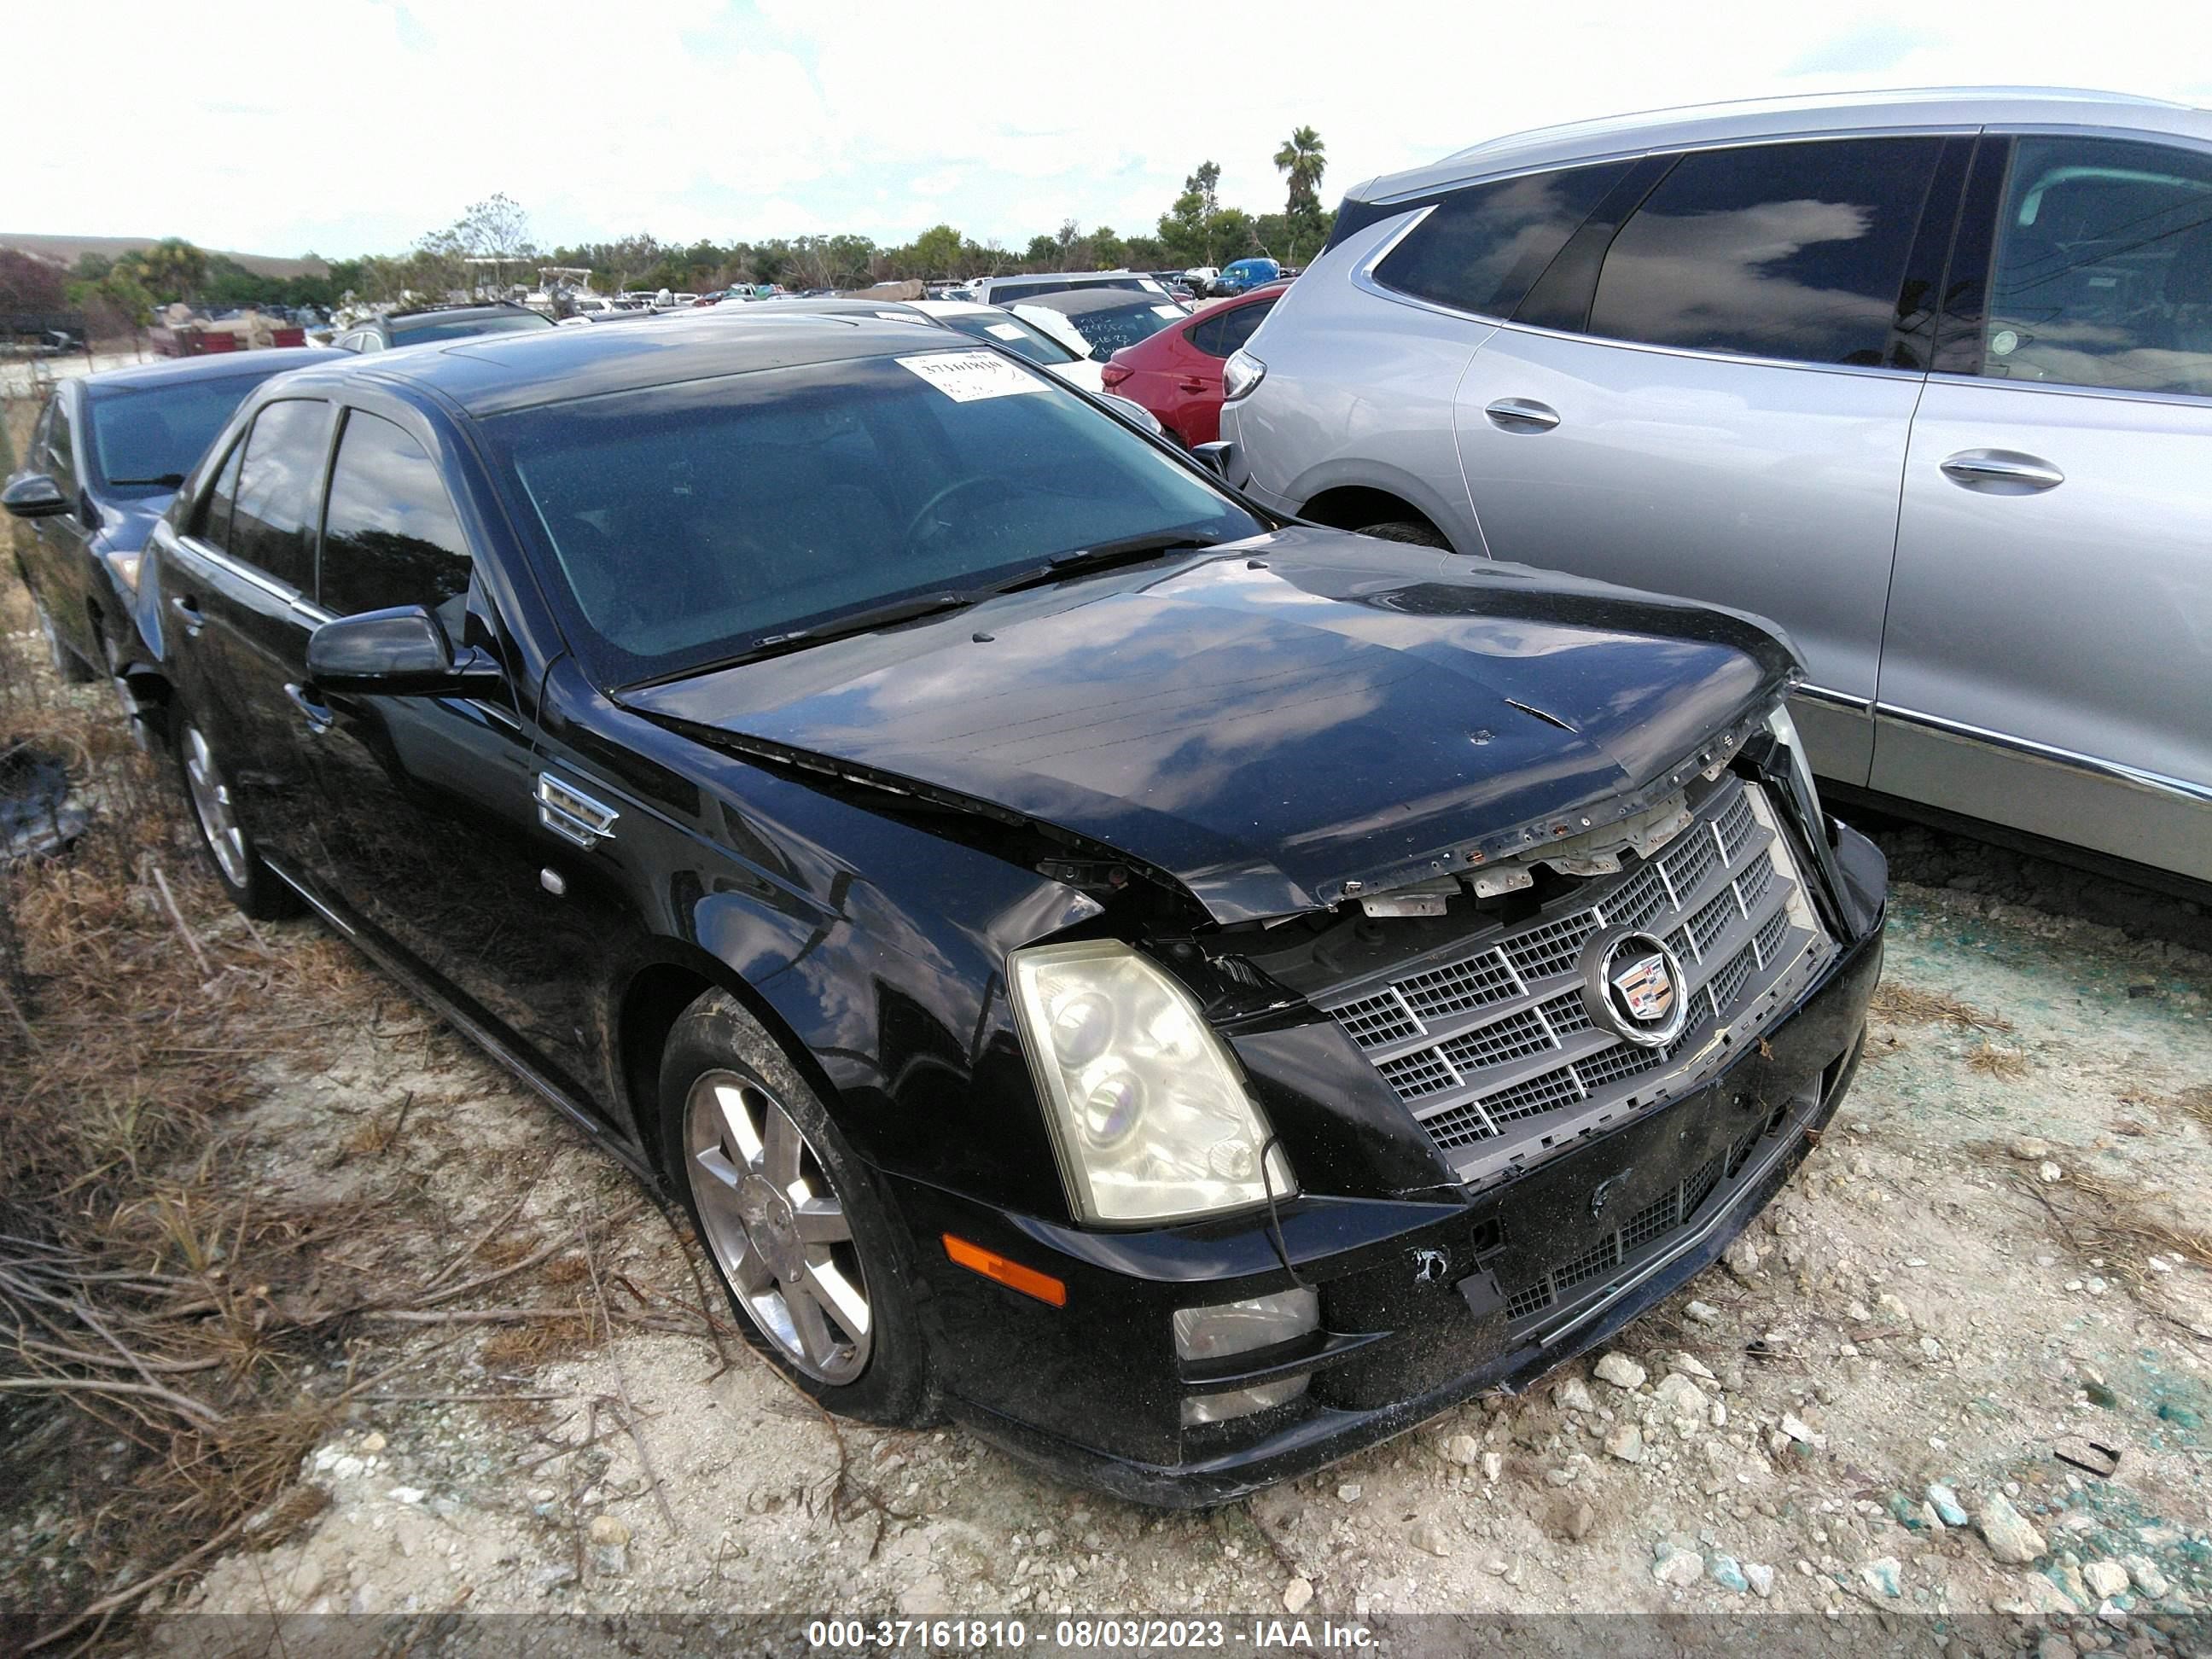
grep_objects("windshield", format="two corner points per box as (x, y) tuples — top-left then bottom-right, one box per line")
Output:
(485, 349), (1263, 684)
(1041, 300), (1183, 358)
(933, 309), (1080, 366)
(88, 371), (287, 494)
(389, 311), (555, 344)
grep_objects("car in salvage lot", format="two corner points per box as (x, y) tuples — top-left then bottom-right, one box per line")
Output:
(3, 346), (342, 722)
(131, 311), (1883, 1503)
(1101, 280), (1288, 447)
(1220, 86), (2212, 897)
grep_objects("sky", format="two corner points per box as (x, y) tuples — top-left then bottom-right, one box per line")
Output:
(18, 0), (2212, 262)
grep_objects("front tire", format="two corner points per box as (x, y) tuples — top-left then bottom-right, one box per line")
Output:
(661, 990), (932, 1424)
(172, 713), (300, 919)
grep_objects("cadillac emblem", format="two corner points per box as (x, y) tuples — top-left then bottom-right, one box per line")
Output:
(1580, 927), (1691, 1049)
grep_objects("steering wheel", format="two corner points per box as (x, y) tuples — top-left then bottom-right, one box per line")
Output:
(898, 474), (1016, 558)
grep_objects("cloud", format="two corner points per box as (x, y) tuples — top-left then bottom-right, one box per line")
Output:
(6, 0), (2209, 259)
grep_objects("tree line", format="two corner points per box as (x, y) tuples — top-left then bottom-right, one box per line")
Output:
(9, 127), (1331, 326)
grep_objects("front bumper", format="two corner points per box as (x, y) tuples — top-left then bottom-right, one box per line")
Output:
(894, 831), (1884, 1507)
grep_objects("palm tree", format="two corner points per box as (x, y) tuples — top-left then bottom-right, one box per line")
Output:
(1273, 126), (1327, 216)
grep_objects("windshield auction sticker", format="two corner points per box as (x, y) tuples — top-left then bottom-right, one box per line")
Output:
(897, 350), (1049, 402)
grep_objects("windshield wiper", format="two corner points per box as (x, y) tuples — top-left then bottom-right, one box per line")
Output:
(987, 531), (1226, 597)
(620, 591), (980, 688)
(107, 473), (186, 487)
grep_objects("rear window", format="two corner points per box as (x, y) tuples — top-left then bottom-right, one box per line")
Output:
(388, 311), (556, 344)
(1588, 137), (1941, 366)
(483, 352), (1260, 684)
(89, 370), (282, 495)
(934, 309), (1080, 366)
(1047, 300), (1185, 358)
(1373, 161), (1631, 317)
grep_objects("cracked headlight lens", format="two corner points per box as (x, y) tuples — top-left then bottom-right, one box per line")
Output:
(1010, 940), (1296, 1226)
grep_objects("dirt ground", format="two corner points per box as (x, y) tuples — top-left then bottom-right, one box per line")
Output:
(115, 853), (2203, 1640)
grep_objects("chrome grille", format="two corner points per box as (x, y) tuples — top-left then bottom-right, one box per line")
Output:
(1314, 777), (1833, 1184)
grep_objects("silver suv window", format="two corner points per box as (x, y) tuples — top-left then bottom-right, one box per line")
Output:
(1982, 135), (2212, 398)
(1587, 137), (1940, 367)
(1372, 161), (1629, 319)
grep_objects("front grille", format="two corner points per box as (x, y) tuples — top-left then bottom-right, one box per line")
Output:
(1314, 777), (1833, 1183)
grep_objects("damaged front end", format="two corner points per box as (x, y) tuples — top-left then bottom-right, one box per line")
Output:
(928, 704), (1884, 1505)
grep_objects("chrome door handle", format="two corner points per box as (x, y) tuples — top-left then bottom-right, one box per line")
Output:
(169, 595), (205, 637)
(283, 681), (335, 734)
(1485, 398), (1560, 432)
(1939, 449), (2064, 492)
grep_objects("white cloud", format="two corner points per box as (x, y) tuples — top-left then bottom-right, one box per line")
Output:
(8, 0), (2209, 258)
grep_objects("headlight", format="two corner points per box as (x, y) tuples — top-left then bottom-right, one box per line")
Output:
(1010, 940), (1296, 1225)
(1764, 701), (1825, 825)
(1221, 349), (1266, 402)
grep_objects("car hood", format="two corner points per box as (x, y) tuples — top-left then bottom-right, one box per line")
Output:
(617, 527), (1797, 924)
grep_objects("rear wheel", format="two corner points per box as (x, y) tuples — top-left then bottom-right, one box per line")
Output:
(662, 990), (932, 1423)
(173, 713), (300, 919)
(1357, 520), (1449, 549)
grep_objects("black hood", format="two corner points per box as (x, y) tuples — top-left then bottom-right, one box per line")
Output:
(618, 528), (1796, 923)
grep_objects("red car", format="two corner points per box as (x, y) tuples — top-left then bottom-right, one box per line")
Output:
(1098, 281), (1287, 447)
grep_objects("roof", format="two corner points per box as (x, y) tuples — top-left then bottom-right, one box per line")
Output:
(386, 301), (548, 328)
(1355, 86), (2212, 203)
(75, 346), (345, 396)
(288, 312), (973, 417)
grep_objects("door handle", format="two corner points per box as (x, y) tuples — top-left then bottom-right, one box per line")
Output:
(1938, 449), (2064, 492)
(169, 595), (205, 637)
(1177, 377), (1208, 393)
(283, 681), (335, 734)
(1485, 398), (1561, 432)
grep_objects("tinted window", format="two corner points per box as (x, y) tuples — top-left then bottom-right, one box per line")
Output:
(228, 400), (330, 588)
(1980, 136), (2212, 397)
(89, 370), (286, 496)
(1374, 161), (1631, 317)
(44, 395), (79, 494)
(319, 411), (474, 638)
(1190, 298), (1276, 358)
(486, 352), (1262, 684)
(195, 437), (245, 548)
(1046, 300), (1183, 358)
(387, 310), (556, 345)
(1588, 138), (1940, 366)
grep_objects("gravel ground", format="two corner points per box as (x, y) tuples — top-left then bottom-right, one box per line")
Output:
(135, 844), (2212, 1648)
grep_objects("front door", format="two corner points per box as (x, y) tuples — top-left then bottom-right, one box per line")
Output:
(1451, 135), (1954, 786)
(298, 405), (609, 1107)
(1877, 131), (2212, 882)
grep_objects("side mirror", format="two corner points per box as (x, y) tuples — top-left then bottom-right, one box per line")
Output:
(1190, 441), (1232, 476)
(2, 474), (71, 520)
(306, 606), (503, 697)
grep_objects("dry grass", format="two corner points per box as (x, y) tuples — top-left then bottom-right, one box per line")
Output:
(1965, 1039), (2030, 1079)
(1868, 979), (2016, 1033)
(2174, 1085), (2212, 1136)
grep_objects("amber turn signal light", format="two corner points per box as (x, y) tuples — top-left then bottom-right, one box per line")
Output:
(942, 1233), (1067, 1307)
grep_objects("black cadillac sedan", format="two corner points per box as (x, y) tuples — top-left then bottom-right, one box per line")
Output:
(137, 314), (1884, 1504)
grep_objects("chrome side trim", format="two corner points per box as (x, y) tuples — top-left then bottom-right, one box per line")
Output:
(1792, 684), (1872, 713)
(536, 773), (621, 848)
(179, 535), (300, 607)
(1872, 702), (2212, 808)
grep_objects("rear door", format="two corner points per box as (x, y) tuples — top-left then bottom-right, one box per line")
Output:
(164, 397), (335, 862)
(1447, 135), (1964, 785)
(1877, 132), (2212, 882)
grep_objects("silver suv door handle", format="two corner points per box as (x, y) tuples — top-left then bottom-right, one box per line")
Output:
(1485, 398), (1561, 432)
(1939, 449), (2064, 492)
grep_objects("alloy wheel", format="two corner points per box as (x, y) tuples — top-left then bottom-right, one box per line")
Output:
(684, 1068), (873, 1383)
(182, 725), (250, 889)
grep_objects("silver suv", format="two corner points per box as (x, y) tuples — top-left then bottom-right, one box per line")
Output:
(1220, 88), (2212, 891)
